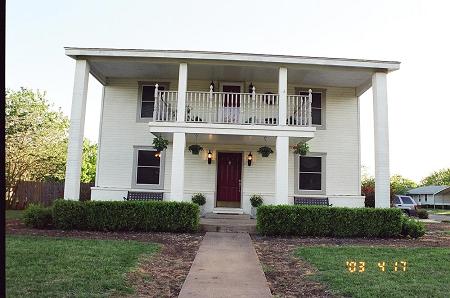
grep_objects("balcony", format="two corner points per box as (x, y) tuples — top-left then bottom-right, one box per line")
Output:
(153, 86), (312, 127)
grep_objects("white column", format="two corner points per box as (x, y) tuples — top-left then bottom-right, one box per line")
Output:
(278, 67), (288, 126)
(372, 72), (391, 208)
(177, 63), (188, 122)
(170, 132), (186, 201)
(275, 136), (289, 204)
(64, 60), (90, 200)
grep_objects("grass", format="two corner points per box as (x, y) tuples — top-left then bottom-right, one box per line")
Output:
(296, 246), (450, 298)
(5, 210), (24, 220)
(6, 235), (158, 297)
(422, 208), (450, 215)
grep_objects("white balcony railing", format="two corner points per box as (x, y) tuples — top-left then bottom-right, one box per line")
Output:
(287, 94), (312, 126)
(153, 87), (178, 122)
(185, 90), (279, 125)
(153, 85), (312, 126)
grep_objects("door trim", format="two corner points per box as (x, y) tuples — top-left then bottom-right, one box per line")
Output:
(215, 151), (244, 208)
(219, 82), (244, 92)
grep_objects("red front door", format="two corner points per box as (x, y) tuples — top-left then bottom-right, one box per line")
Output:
(216, 153), (242, 204)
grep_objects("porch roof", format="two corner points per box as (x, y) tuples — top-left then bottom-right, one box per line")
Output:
(65, 47), (400, 92)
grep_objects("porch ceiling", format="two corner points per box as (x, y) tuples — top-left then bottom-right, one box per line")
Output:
(154, 132), (311, 146)
(87, 58), (374, 88)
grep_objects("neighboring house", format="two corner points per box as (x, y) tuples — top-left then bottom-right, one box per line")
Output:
(407, 186), (450, 207)
(63, 47), (399, 214)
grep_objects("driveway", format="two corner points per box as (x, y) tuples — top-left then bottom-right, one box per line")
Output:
(429, 214), (450, 222)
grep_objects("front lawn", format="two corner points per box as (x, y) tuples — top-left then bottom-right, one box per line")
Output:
(296, 246), (450, 298)
(5, 210), (24, 220)
(424, 208), (450, 215)
(6, 235), (158, 297)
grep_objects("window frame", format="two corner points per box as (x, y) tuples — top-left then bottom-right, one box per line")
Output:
(136, 81), (170, 122)
(131, 146), (165, 189)
(294, 152), (326, 195)
(295, 87), (326, 129)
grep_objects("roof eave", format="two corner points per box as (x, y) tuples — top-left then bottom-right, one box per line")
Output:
(64, 47), (400, 72)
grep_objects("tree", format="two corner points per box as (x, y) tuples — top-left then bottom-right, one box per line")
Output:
(420, 168), (450, 186)
(390, 174), (417, 195)
(361, 176), (375, 207)
(5, 88), (69, 201)
(361, 174), (417, 207)
(81, 139), (97, 183)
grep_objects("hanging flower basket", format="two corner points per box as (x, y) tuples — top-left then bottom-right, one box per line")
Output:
(188, 144), (203, 155)
(257, 146), (274, 157)
(152, 135), (169, 152)
(293, 142), (309, 156)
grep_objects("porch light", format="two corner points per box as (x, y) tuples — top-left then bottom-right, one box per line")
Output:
(207, 150), (212, 164)
(247, 152), (253, 166)
(155, 151), (161, 158)
(210, 81), (215, 92)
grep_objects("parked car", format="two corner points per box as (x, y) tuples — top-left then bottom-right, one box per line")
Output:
(393, 195), (418, 216)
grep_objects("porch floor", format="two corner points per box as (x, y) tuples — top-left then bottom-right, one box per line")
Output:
(200, 213), (256, 233)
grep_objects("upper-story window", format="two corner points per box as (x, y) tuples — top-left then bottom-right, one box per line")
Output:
(298, 88), (326, 127)
(138, 83), (167, 120)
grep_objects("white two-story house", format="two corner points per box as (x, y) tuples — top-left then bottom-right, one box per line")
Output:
(63, 47), (399, 214)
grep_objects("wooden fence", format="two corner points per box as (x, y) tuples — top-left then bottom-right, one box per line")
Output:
(7, 181), (94, 209)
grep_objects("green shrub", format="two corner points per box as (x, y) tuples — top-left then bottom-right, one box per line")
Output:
(401, 217), (426, 238)
(191, 193), (206, 206)
(23, 204), (54, 229)
(53, 200), (200, 232)
(256, 205), (403, 237)
(250, 194), (263, 208)
(417, 209), (429, 219)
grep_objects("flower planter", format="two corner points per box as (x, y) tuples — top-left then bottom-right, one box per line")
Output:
(153, 135), (169, 152)
(200, 205), (206, 217)
(293, 142), (309, 156)
(257, 146), (273, 158)
(251, 207), (257, 219)
(188, 144), (203, 155)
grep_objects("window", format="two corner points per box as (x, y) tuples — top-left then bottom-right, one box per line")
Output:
(425, 194), (428, 202)
(298, 88), (325, 127)
(138, 83), (166, 120)
(295, 154), (326, 194)
(394, 197), (401, 204)
(132, 147), (165, 189)
(401, 196), (415, 204)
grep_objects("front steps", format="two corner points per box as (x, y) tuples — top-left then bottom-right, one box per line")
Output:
(212, 207), (244, 215)
(200, 212), (256, 234)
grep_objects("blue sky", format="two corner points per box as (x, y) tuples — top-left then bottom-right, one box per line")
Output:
(6, 0), (450, 182)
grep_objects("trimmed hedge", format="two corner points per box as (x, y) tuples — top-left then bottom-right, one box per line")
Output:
(256, 205), (403, 237)
(401, 216), (426, 238)
(53, 200), (200, 232)
(23, 204), (54, 229)
(416, 209), (429, 219)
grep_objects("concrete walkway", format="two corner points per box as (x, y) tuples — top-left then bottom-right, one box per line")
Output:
(178, 232), (272, 298)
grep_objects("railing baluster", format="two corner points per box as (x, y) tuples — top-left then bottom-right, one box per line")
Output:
(153, 84), (159, 121)
(227, 93), (230, 123)
(255, 94), (261, 124)
(209, 86), (213, 123)
(222, 93), (225, 123)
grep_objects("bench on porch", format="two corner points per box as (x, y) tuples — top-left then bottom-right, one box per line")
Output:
(123, 191), (163, 201)
(294, 197), (332, 207)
